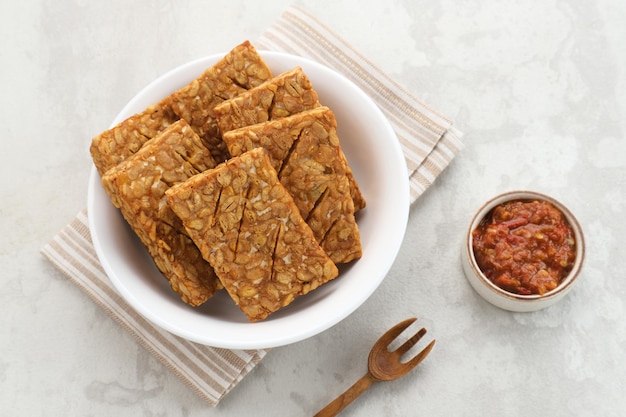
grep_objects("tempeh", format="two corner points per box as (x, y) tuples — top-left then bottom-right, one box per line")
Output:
(170, 41), (272, 162)
(101, 120), (221, 306)
(213, 67), (321, 135)
(165, 147), (339, 322)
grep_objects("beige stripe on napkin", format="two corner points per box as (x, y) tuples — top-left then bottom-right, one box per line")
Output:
(41, 4), (463, 407)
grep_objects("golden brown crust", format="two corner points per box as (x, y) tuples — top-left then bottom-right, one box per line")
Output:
(213, 67), (321, 135)
(165, 148), (339, 322)
(305, 175), (362, 264)
(101, 120), (221, 306)
(170, 40), (273, 162)
(222, 107), (364, 263)
(90, 98), (178, 176)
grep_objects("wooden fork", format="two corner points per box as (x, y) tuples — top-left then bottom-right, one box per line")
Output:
(313, 318), (435, 417)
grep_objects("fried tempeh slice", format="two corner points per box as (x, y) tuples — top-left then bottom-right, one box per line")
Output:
(170, 40), (272, 162)
(90, 41), (273, 175)
(165, 147), (339, 322)
(101, 120), (221, 306)
(213, 67), (321, 135)
(222, 107), (364, 263)
(90, 96), (178, 176)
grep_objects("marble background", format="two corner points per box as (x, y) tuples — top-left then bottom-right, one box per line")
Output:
(2, 0), (625, 415)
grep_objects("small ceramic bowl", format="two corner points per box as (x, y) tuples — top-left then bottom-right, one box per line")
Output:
(462, 190), (585, 312)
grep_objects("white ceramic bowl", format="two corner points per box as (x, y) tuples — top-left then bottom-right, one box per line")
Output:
(87, 51), (409, 349)
(462, 190), (585, 312)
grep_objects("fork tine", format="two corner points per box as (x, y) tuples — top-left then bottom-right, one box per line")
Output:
(404, 339), (436, 369)
(380, 317), (417, 347)
(395, 327), (427, 356)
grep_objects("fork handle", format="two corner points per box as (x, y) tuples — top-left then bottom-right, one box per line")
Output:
(313, 372), (377, 417)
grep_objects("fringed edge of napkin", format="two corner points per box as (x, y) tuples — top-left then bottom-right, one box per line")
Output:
(41, 209), (269, 407)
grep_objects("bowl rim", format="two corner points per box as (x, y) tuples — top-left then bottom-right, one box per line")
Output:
(464, 190), (585, 304)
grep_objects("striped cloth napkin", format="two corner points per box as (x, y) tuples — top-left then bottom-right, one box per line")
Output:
(41, 4), (463, 407)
